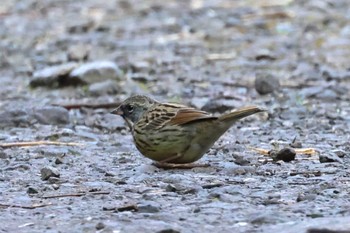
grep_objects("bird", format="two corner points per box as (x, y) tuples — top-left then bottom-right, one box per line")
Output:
(111, 95), (265, 168)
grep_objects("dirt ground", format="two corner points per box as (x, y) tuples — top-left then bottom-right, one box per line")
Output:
(0, 0), (350, 232)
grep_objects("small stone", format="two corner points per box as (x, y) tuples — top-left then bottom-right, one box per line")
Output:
(27, 187), (39, 194)
(137, 201), (161, 213)
(319, 153), (342, 163)
(296, 193), (317, 202)
(130, 60), (151, 73)
(55, 157), (64, 164)
(255, 73), (280, 95)
(30, 63), (78, 87)
(289, 138), (303, 148)
(332, 150), (347, 158)
(95, 222), (106, 230)
(41, 166), (60, 180)
(190, 97), (209, 110)
(232, 153), (251, 166)
(68, 44), (89, 61)
(202, 98), (239, 113)
(33, 106), (69, 125)
(48, 177), (60, 184)
(156, 229), (180, 233)
(165, 184), (177, 192)
(270, 148), (296, 162)
(307, 228), (350, 233)
(0, 149), (8, 159)
(70, 61), (123, 84)
(130, 73), (154, 83)
(0, 109), (34, 127)
(88, 80), (120, 96)
(52, 184), (60, 190)
(67, 19), (93, 33)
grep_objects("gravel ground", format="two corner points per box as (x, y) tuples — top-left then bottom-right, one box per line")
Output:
(0, 0), (350, 232)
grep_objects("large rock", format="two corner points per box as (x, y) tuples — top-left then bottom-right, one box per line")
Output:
(0, 109), (35, 127)
(70, 60), (123, 84)
(88, 80), (120, 96)
(33, 106), (70, 125)
(30, 63), (79, 87)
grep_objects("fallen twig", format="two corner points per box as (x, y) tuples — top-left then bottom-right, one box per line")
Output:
(0, 203), (52, 209)
(250, 147), (316, 155)
(52, 102), (120, 110)
(0, 141), (82, 148)
(42, 191), (110, 199)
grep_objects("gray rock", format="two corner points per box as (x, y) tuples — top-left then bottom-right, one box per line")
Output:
(30, 63), (78, 87)
(95, 222), (106, 230)
(68, 44), (89, 61)
(319, 153), (343, 163)
(0, 109), (34, 127)
(130, 73), (154, 83)
(70, 61), (123, 84)
(27, 187), (39, 194)
(156, 229), (180, 233)
(130, 60), (152, 73)
(33, 106), (70, 125)
(137, 201), (161, 213)
(41, 166), (60, 180)
(88, 80), (120, 96)
(0, 149), (8, 159)
(255, 73), (280, 95)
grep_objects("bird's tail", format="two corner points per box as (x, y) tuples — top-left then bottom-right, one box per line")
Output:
(218, 106), (265, 123)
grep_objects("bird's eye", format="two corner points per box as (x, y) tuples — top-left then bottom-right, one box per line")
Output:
(125, 104), (134, 113)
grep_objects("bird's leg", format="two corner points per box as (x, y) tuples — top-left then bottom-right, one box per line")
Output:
(159, 153), (183, 163)
(152, 154), (210, 169)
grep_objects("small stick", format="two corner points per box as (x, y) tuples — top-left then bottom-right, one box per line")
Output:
(0, 141), (82, 148)
(42, 191), (110, 199)
(52, 102), (120, 110)
(0, 203), (52, 209)
(250, 147), (316, 155)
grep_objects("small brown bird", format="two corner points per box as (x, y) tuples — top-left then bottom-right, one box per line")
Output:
(111, 95), (265, 168)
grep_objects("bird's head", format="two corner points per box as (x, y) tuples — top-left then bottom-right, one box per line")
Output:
(111, 95), (156, 129)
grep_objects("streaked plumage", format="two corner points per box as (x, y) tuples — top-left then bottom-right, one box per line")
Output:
(111, 95), (265, 164)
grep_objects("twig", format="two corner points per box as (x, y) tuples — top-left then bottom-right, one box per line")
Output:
(52, 102), (120, 110)
(0, 141), (82, 148)
(42, 191), (110, 199)
(250, 147), (316, 155)
(206, 53), (237, 61)
(0, 203), (52, 209)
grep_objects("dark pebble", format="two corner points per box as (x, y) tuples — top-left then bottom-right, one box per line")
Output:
(41, 166), (60, 180)
(270, 148), (296, 162)
(255, 73), (280, 95)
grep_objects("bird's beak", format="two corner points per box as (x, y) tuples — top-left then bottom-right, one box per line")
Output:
(110, 107), (123, 116)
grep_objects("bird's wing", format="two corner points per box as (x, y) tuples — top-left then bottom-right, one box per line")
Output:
(168, 107), (217, 125)
(138, 103), (217, 131)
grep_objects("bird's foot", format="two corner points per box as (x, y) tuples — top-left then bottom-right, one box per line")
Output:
(152, 162), (210, 169)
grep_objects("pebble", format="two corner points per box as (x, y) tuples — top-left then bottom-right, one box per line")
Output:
(255, 73), (280, 95)
(156, 229), (180, 233)
(33, 106), (70, 125)
(137, 201), (161, 213)
(270, 148), (296, 162)
(41, 166), (60, 180)
(30, 63), (78, 87)
(68, 44), (89, 61)
(0, 109), (34, 127)
(0, 149), (8, 159)
(319, 153), (343, 163)
(27, 187), (39, 194)
(95, 222), (106, 230)
(70, 60), (123, 84)
(88, 80), (120, 96)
